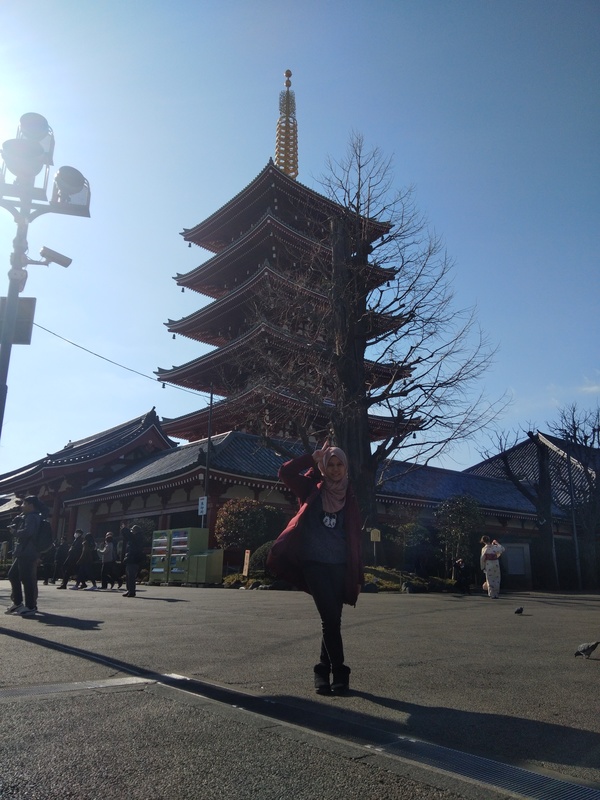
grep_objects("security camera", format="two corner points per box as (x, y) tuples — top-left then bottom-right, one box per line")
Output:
(39, 246), (72, 268)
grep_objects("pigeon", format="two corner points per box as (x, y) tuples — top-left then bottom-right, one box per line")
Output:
(514, 607), (524, 614)
(574, 641), (600, 659)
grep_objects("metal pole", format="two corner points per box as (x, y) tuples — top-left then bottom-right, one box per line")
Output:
(0, 213), (30, 442)
(565, 436), (583, 591)
(203, 385), (214, 529)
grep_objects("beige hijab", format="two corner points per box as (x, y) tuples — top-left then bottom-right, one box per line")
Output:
(318, 447), (349, 513)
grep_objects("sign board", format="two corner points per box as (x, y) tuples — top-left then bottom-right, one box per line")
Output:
(0, 297), (36, 344)
(242, 549), (251, 577)
(197, 496), (207, 516)
(370, 528), (381, 542)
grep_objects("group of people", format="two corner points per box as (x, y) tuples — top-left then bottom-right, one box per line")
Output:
(53, 529), (122, 591)
(5, 503), (146, 617)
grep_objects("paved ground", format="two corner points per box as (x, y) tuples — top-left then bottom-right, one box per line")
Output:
(0, 581), (599, 799)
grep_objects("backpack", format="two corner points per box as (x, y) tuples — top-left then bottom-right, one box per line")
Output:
(35, 517), (54, 554)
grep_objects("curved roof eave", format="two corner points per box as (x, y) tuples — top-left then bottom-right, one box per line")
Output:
(181, 162), (390, 250)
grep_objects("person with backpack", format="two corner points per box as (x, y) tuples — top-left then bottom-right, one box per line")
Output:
(5, 495), (43, 616)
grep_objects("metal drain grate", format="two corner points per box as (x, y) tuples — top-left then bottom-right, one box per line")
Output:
(160, 674), (600, 800)
(378, 735), (600, 800)
(0, 676), (151, 698)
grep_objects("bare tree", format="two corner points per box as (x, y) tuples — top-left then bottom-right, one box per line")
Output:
(548, 403), (600, 589)
(480, 404), (600, 590)
(482, 429), (560, 590)
(316, 134), (502, 523)
(213, 135), (503, 526)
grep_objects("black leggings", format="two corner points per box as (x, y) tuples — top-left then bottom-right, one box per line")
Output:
(302, 562), (346, 670)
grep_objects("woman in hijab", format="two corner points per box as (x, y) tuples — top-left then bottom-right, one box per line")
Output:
(267, 442), (364, 695)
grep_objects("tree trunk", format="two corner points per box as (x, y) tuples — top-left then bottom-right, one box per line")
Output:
(329, 216), (378, 530)
(533, 435), (560, 590)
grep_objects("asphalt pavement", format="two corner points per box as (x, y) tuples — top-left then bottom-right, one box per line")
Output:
(0, 580), (599, 800)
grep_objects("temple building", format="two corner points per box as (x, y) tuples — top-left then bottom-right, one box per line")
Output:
(157, 71), (408, 446)
(0, 409), (576, 591)
(0, 73), (589, 591)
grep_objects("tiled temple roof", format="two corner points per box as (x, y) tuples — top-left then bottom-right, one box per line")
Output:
(378, 460), (559, 517)
(181, 162), (389, 253)
(0, 409), (176, 493)
(64, 429), (550, 519)
(465, 432), (598, 508)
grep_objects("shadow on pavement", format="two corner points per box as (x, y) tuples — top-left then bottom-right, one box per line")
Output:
(33, 613), (103, 630)
(346, 689), (600, 773)
(133, 597), (188, 603)
(1, 623), (598, 781)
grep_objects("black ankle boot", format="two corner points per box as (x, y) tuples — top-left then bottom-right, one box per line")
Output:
(313, 663), (331, 695)
(331, 665), (351, 694)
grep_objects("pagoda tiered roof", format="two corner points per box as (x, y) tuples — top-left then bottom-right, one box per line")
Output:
(163, 110), (406, 443)
(169, 262), (407, 348)
(176, 213), (331, 299)
(160, 386), (404, 443)
(167, 264), (327, 347)
(181, 161), (390, 254)
(156, 321), (404, 397)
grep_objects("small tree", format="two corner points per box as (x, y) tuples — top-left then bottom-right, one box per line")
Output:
(380, 521), (431, 571)
(214, 500), (285, 552)
(434, 495), (484, 576)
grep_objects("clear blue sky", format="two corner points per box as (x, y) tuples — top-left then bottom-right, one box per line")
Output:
(0, 0), (598, 474)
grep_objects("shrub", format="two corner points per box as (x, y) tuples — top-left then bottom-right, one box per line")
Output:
(215, 500), (285, 551)
(249, 539), (276, 573)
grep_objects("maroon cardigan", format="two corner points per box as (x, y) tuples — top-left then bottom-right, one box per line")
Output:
(267, 453), (364, 606)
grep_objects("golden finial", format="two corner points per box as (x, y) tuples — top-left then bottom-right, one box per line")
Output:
(275, 69), (298, 179)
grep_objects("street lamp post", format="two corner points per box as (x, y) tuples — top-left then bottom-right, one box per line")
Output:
(0, 113), (90, 443)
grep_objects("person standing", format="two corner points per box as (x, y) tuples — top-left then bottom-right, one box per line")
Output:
(98, 532), (117, 589)
(114, 521), (130, 589)
(41, 541), (56, 585)
(5, 496), (41, 616)
(123, 525), (144, 597)
(267, 443), (364, 695)
(73, 533), (98, 590)
(480, 536), (505, 599)
(52, 536), (69, 584)
(57, 530), (84, 589)
(453, 557), (471, 595)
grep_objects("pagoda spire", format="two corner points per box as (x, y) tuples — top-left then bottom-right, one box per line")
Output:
(275, 69), (298, 179)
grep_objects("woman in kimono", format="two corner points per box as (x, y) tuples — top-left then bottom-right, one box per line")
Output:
(480, 536), (505, 598)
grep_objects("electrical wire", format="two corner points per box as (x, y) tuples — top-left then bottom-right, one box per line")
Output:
(33, 322), (212, 400)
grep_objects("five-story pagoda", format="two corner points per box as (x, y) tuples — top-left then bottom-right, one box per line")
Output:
(157, 72), (411, 448)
